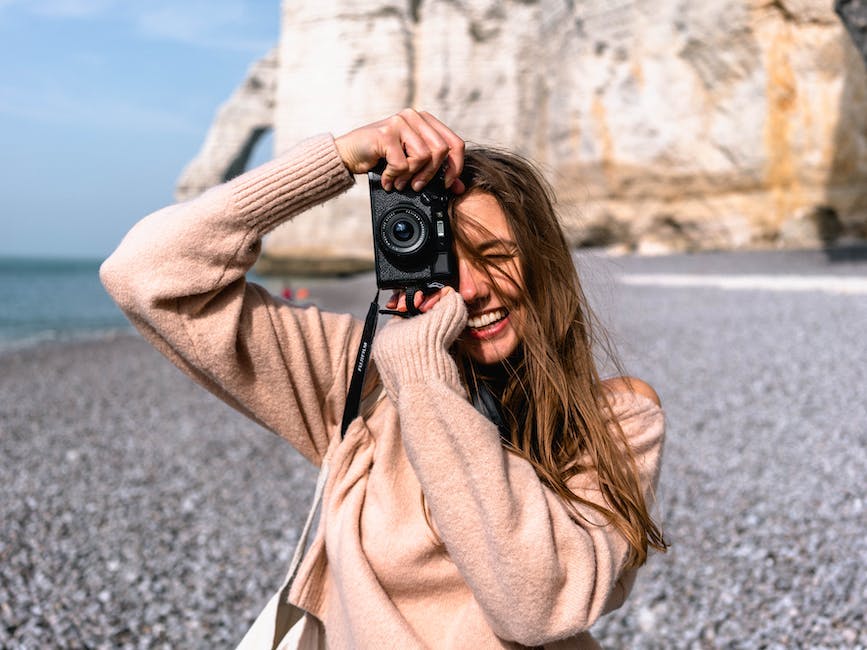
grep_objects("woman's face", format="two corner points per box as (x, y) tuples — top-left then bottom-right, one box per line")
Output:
(453, 191), (524, 366)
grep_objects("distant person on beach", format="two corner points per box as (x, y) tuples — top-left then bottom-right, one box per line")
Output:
(101, 109), (667, 648)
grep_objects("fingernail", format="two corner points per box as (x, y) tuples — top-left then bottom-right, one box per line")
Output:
(444, 176), (453, 189)
(395, 178), (406, 191)
(383, 179), (393, 191)
(412, 179), (425, 192)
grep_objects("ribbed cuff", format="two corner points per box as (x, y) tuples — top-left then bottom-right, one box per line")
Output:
(230, 133), (355, 237)
(372, 289), (468, 398)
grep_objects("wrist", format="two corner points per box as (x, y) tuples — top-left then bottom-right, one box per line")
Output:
(333, 134), (352, 171)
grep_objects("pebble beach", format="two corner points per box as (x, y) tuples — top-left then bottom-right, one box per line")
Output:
(1, 249), (865, 649)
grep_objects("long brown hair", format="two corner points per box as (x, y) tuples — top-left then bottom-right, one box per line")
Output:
(444, 147), (668, 567)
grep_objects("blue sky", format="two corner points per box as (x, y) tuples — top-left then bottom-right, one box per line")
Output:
(1, 0), (280, 259)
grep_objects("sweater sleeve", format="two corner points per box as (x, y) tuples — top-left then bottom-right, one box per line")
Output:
(372, 291), (665, 645)
(100, 134), (360, 465)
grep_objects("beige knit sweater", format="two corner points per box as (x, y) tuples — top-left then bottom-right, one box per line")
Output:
(101, 134), (665, 649)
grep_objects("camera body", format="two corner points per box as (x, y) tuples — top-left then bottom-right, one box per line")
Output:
(368, 161), (456, 292)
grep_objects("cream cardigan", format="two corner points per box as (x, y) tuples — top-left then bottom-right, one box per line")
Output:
(101, 134), (665, 649)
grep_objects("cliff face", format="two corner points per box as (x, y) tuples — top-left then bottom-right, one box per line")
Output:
(178, 0), (867, 271)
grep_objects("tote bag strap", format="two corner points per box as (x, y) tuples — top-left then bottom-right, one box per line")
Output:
(280, 460), (330, 595)
(235, 460), (330, 650)
(268, 460), (330, 649)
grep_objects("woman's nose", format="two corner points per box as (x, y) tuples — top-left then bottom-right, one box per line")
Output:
(458, 258), (487, 304)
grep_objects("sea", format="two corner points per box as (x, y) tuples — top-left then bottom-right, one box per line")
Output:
(0, 257), (289, 353)
(0, 256), (133, 352)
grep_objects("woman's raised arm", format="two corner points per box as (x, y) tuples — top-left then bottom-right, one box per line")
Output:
(101, 135), (359, 464)
(101, 109), (467, 464)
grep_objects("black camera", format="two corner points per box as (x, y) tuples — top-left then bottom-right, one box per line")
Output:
(368, 160), (456, 293)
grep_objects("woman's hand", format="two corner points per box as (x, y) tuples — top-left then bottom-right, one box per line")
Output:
(334, 109), (466, 194)
(372, 287), (467, 399)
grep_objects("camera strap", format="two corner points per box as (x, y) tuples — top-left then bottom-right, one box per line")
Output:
(340, 285), (430, 438)
(378, 286), (422, 318)
(340, 291), (381, 438)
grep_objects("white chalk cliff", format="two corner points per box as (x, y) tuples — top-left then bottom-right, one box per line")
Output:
(177, 0), (867, 273)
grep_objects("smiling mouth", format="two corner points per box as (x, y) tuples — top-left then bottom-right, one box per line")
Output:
(467, 308), (509, 331)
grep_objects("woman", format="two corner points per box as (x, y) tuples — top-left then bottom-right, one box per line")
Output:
(101, 109), (666, 648)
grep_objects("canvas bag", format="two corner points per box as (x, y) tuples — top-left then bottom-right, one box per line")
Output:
(235, 461), (330, 650)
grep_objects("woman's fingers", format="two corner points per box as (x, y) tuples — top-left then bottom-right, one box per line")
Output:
(385, 287), (444, 314)
(418, 111), (465, 192)
(379, 113), (429, 191)
(396, 109), (452, 192)
(334, 109), (464, 192)
(418, 290), (443, 312)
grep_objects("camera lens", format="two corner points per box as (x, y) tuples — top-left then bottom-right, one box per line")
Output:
(380, 208), (428, 257)
(392, 219), (414, 242)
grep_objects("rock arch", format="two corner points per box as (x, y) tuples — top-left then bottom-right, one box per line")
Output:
(175, 48), (278, 201)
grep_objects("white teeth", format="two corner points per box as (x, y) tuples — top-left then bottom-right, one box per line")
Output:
(467, 309), (506, 329)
